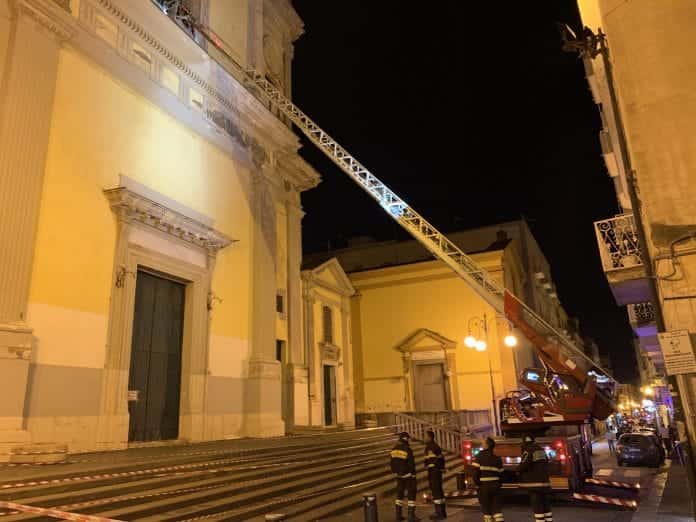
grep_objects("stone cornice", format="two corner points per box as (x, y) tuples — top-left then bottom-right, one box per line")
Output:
(274, 151), (321, 192)
(14, 0), (75, 40)
(70, 0), (305, 172)
(104, 186), (235, 256)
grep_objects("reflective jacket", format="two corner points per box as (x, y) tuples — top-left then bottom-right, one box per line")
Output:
(472, 448), (503, 486)
(391, 440), (416, 477)
(518, 442), (551, 487)
(424, 440), (446, 471)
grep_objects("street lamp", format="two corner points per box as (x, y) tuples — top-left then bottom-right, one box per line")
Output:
(464, 313), (518, 436)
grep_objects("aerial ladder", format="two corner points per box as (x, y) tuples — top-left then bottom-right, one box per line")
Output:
(154, 1), (617, 426)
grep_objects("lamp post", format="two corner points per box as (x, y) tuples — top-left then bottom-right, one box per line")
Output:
(464, 313), (517, 437)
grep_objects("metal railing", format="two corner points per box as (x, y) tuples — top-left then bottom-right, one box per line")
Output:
(628, 302), (656, 326)
(594, 213), (643, 272)
(394, 412), (493, 454)
(404, 410), (491, 432)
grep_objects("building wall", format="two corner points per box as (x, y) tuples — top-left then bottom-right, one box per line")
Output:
(349, 251), (534, 415)
(0, 0), (317, 457)
(578, 0), (696, 434)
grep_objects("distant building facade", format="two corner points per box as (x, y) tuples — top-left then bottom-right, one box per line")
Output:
(304, 221), (583, 424)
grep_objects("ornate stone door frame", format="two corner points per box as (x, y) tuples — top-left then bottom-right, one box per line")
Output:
(97, 177), (233, 449)
(394, 329), (459, 412)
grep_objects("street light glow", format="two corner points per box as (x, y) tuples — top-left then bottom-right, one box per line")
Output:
(475, 340), (487, 351)
(464, 335), (477, 348)
(504, 334), (518, 347)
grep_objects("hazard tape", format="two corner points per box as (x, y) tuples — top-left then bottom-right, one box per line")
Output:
(0, 501), (122, 521)
(0, 458), (235, 490)
(585, 477), (640, 489)
(572, 493), (638, 509)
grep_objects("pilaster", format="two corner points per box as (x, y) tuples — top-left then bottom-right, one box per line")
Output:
(286, 199), (304, 365)
(244, 169), (284, 436)
(0, 0), (73, 458)
(340, 300), (355, 426)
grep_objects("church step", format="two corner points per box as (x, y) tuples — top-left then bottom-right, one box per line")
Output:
(6, 444), (68, 464)
(0, 428), (453, 521)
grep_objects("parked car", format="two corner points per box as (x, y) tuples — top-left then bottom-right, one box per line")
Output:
(616, 433), (665, 467)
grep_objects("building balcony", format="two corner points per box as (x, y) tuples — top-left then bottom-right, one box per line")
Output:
(594, 213), (651, 305)
(628, 301), (658, 337)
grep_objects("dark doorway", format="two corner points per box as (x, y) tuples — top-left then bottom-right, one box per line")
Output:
(128, 270), (185, 442)
(323, 365), (337, 426)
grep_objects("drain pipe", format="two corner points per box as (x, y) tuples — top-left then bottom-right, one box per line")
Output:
(596, 30), (696, 506)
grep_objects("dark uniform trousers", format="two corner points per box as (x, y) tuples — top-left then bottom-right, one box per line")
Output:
(478, 482), (503, 520)
(428, 467), (444, 502)
(395, 475), (417, 507)
(529, 488), (552, 522)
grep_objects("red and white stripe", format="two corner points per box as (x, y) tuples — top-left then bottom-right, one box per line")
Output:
(586, 477), (640, 489)
(572, 493), (638, 509)
(0, 458), (235, 490)
(0, 501), (122, 521)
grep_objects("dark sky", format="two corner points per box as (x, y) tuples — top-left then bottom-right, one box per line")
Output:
(290, 1), (637, 383)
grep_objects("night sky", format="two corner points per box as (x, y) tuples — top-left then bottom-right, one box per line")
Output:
(290, 1), (637, 383)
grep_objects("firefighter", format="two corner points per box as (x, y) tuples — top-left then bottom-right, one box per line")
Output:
(424, 429), (447, 519)
(391, 431), (419, 521)
(472, 437), (504, 522)
(518, 434), (553, 522)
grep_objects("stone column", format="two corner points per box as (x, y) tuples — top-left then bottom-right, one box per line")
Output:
(244, 170), (284, 437)
(302, 284), (318, 425)
(285, 196), (306, 426)
(0, 0), (72, 456)
(340, 300), (355, 427)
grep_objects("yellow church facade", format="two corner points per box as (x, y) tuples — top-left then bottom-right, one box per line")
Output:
(0, 0), (319, 459)
(306, 221), (576, 428)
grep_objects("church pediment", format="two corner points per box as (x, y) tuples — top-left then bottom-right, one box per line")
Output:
(303, 257), (355, 297)
(395, 328), (456, 354)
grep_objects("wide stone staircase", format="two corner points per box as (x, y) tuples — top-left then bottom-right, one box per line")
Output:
(0, 427), (465, 521)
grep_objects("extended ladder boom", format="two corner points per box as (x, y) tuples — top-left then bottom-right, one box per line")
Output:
(153, 1), (617, 394)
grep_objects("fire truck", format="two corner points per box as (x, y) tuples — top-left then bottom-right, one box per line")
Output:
(459, 294), (617, 495)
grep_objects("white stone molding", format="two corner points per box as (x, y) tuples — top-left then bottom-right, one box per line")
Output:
(98, 180), (232, 449)
(319, 342), (340, 363)
(14, 0), (75, 41)
(395, 329), (458, 412)
(247, 358), (281, 380)
(103, 185), (234, 257)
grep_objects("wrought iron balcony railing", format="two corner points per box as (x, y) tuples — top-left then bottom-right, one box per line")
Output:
(628, 302), (655, 326)
(594, 213), (643, 272)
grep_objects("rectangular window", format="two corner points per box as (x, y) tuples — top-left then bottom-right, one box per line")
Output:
(322, 305), (333, 344)
(276, 292), (285, 314)
(276, 340), (285, 363)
